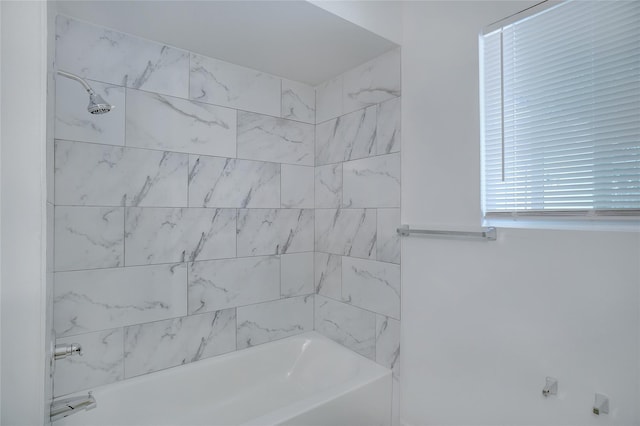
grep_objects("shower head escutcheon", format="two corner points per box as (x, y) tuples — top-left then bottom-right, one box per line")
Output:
(57, 70), (114, 115)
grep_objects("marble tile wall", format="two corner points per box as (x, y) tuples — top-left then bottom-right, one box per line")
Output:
(53, 16), (316, 398)
(312, 47), (402, 385)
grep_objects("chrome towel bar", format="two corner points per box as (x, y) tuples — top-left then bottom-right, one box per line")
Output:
(397, 225), (497, 241)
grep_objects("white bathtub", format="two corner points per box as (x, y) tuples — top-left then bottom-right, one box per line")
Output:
(52, 331), (392, 426)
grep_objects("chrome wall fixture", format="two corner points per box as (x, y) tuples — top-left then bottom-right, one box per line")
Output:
(397, 225), (497, 241)
(57, 70), (114, 114)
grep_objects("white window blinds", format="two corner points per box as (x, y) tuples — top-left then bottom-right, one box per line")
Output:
(481, 0), (640, 218)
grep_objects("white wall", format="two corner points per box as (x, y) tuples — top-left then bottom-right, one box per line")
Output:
(0, 1), (51, 424)
(401, 2), (640, 425)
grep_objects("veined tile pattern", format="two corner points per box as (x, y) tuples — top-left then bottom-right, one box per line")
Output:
(377, 209), (401, 264)
(189, 53), (280, 116)
(188, 156), (280, 208)
(315, 105), (377, 166)
(237, 209), (314, 256)
(377, 97), (401, 154)
(55, 140), (188, 207)
(54, 263), (187, 337)
(282, 79), (315, 124)
(56, 16), (189, 98)
(343, 153), (401, 208)
(188, 256), (280, 314)
(237, 295), (314, 349)
(237, 112), (314, 166)
(54, 206), (124, 271)
(54, 328), (124, 397)
(376, 315), (400, 376)
(342, 257), (400, 319)
(315, 76), (343, 124)
(315, 253), (342, 300)
(126, 89), (237, 158)
(314, 295), (376, 359)
(55, 77), (125, 146)
(124, 208), (236, 265)
(281, 252), (315, 297)
(315, 209), (376, 259)
(315, 164), (342, 208)
(281, 165), (314, 208)
(343, 48), (401, 114)
(124, 309), (236, 378)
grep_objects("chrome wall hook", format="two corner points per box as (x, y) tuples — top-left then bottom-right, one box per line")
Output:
(542, 377), (558, 397)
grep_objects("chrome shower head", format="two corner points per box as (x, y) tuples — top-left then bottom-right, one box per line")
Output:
(88, 93), (114, 115)
(57, 70), (114, 115)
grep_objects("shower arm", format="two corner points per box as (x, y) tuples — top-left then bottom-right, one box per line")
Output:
(57, 70), (96, 95)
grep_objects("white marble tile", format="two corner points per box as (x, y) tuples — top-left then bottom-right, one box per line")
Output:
(377, 208), (400, 264)
(237, 295), (314, 349)
(53, 328), (124, 397)
(315, 164), (342, 208)
(376, 315), (400, 376)
(314, 295), (375, 359)
(56, 16), (189, 98)
(315, 76), (343, 123)
(281, 252), (314, 297)
(315, 105), (377, 166)
(343, 257), (400, 319)
(377, 97), (401, 154)
(124, 309), (236, 378)
(281, 165), (314, 208)
(343, 153), (401, 208)
(314, 252), (342, 300)
(190, 53), (280, 116)
(54, 263), (187, 337)
(392, 375), (401, 426)
(188, 256), (280, 314)
(55, 206), (124, 271)
(237, 112), (314, 166)
(315, 209), (376, 259)
(55, 77), (125, 146)
(189, 156), (280, 208)
(126, 89), (236, 158)
(124, 208), (236, 265)
(282, 79), (315, 124)
(55, 140), (188, 207)
(343, 48), (401, 114)
(237, 209), (314, 256)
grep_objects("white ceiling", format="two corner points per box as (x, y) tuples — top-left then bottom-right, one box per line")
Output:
(55, 0), (399, 86)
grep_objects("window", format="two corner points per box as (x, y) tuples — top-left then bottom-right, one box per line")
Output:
(480, 0), (640, 220)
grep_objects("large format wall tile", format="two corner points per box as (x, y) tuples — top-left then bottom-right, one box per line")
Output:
(188, 156), (280, 208)
(377, 97), (401, 154)
(126, 89), (236, 158)
(55, 206), (124, 271)
(55, 77), (125, 146)
(56, 16), (189, 98)
(237, 112), (314, 166)
(343, 153), (401, 208)
(54, 263), (187, 337)
(315, 252), (342, 300)
(343, 48), (401, 114)
(315, 296), (376, 359)
(124, 208), (236, 265)
(315, 164), (342, 208)
(281, 252), (314, 297)
(315, 209), (376, 259)
(281, 165), (314, 208)
(237, 209), (314, 256)
(376, 315), (400, 376)
(124, 309), (236, 378)
(315, 106), (377, 166)
(282, 79), (315, 124)
(315, 76), (343, 123)
(188, 256), (280, 314)
(377, 208), (400, 264)
(190, 53), (280, 116)
(54, 328), (124, 397)
(237, 295), (314, 349)
(55, 140), (188, 207)
(342, 257), (400, 319)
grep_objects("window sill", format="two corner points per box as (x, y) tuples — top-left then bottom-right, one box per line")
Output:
(483, 216), (640, 233)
